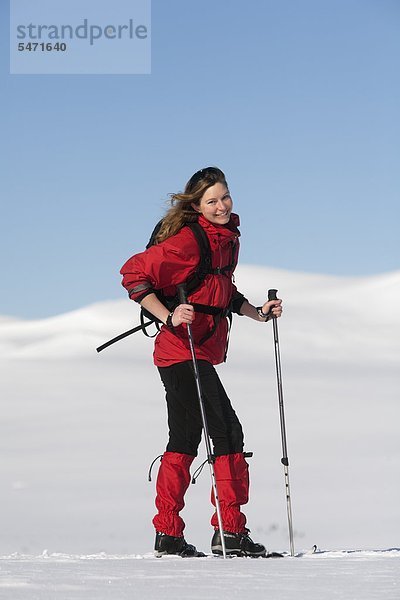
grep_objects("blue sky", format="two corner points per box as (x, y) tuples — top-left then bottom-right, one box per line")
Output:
(1, 0), (399, 318)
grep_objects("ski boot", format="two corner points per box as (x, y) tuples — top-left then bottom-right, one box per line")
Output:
(155, 532), (205, 557)
(211, 530), (267, 557)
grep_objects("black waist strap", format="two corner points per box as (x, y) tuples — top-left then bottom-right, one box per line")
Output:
(189, 303), (232, 358)
(208, 264), (233, 275)
(191, 303), (230, 317)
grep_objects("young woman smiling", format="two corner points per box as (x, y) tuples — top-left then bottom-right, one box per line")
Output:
(120, 167), (282, 557)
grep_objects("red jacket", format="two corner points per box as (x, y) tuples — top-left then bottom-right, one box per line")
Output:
(120, 214), (246, 367)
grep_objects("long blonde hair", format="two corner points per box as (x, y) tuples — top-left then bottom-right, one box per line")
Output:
(155, 167), (228, 243)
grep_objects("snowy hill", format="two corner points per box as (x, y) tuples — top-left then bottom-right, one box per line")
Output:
(0, 265), (399, 598)
(1, 265), (399, 361)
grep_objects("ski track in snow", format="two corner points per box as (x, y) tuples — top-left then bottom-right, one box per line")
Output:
(0, 549), (399, 600)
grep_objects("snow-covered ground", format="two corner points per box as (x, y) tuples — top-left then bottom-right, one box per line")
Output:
(1, 550), (399, 600)
(0, 265), (399, 598)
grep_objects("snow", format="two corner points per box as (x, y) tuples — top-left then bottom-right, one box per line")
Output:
(0, 551), (399, 599)
(0, 265), (399, 598)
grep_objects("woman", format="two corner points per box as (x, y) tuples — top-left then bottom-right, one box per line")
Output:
(120, 167), (282, 557)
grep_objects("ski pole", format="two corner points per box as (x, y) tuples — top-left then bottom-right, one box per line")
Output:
(268, 288), (295, 557)
(177, 284), (227, 559)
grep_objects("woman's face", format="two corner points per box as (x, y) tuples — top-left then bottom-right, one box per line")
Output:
(193, 182), (233, 225)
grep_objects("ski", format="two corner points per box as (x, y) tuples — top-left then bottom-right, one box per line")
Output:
(214, 544), (318, 559)
(282, 544), (318, 558)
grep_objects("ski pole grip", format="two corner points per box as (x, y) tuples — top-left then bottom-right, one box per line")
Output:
(177, 284), (188, 304)
(268, 288), (278, 301)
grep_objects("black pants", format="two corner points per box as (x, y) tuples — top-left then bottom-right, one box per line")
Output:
(157, 360), (244, 457)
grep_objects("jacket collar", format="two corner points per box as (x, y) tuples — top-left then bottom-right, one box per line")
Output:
(198, 213), (241, 240)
